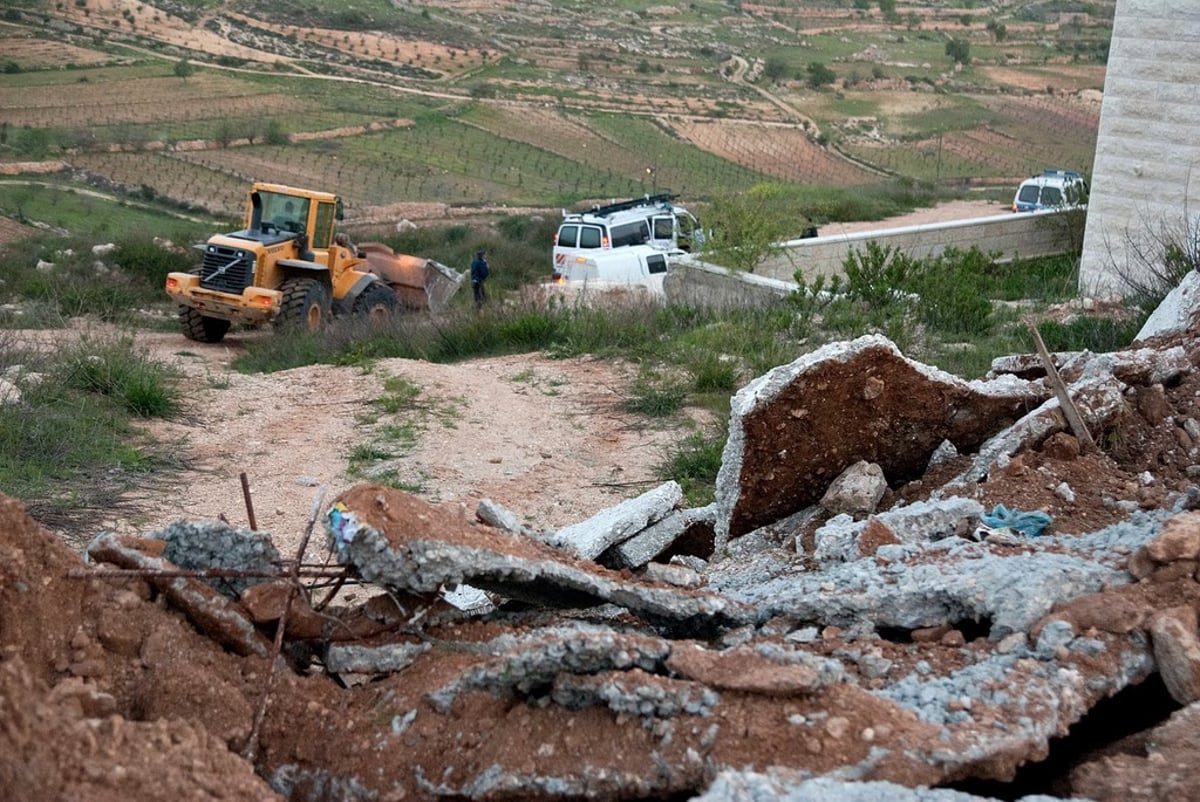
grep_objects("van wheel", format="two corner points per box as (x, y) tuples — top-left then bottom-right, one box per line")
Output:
(351, 282), (398, 326)
(180, 307), (231, 343)
(277, 277), (330, 332)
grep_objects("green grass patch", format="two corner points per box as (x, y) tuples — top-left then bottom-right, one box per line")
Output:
(622, 377), (689, 417)
(1035, 315), (1146, 353)
(658, 428), (727, 507)
(0, 331), (182, 538)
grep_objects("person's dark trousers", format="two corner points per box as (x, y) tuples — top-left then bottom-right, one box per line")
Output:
(473, 281), (486, 309)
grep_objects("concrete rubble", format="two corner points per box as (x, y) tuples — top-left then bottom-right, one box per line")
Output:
(19, 307), (1200, 801)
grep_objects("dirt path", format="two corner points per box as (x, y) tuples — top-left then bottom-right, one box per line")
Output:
(38, 326), (701, 562)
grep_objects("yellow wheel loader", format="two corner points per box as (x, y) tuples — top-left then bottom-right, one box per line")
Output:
(165, 183), (463, 343)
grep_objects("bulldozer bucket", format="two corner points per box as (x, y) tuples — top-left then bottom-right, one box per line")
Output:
(358, 242), (465, 314)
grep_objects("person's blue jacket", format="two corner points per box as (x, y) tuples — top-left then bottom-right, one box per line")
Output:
(470, 253), (489, 283)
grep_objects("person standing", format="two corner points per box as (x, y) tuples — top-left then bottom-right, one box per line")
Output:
(470, 248), (490, 310)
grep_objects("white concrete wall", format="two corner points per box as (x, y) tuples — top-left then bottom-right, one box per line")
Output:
(1079, 0), (1200, 295)
(756, 211), (1078, 283)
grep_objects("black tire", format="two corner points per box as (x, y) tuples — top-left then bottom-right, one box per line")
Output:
(277, 277), (330, 333)
(351, 281), (398, 326)
(179, 306), (231, 343)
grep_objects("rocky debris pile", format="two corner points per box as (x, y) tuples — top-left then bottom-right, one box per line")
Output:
(3, 287), (1200, 801)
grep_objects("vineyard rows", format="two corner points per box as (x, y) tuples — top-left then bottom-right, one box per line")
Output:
(0, 73), (309, 129)
(68, 152), (248, 215)
(669, 120), (877, 186)
(840, 94), (1100, 182)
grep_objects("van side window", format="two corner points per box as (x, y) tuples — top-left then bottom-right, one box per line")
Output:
(557, 225), (579, 247)
(646, 255), (667, 274)
(579, 226), (602, 249)
(652, 217), (674, 239)
(610, 221), (647, 248)
(1040, 186), (1063, 206)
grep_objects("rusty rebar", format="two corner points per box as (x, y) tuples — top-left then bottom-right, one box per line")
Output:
(243, 487), (325, 764)
(66, 566), (350, 581)
(240, 472), (258, 531)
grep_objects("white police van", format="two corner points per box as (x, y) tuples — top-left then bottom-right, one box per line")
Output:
(552, 193), (701, 285)
(1012, 169), (1088, 213)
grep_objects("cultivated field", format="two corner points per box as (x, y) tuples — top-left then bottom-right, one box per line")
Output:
(0, 0), (1115, 225)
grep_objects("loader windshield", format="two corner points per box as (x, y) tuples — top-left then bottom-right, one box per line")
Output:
(262, 192), (310, 234)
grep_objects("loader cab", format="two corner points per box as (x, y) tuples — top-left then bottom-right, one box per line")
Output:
(245, 187), (340, 251)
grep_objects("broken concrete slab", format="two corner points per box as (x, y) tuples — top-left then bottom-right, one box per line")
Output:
(426, 623), (673, 713)
(667, 642), (845, 697)
(327, 484), (750, 635)
(710, 514), (1160, 639)
(604, 503), (716, 568)
(990, 345), (1190, 388)
(550, 669), (719, 719)
(1135, 268), (1200, 343)
(696, 772), (1086, 801)
(86, 532), (273, 658)
(943, 376), (1127, 487)
(714, 335), (1046, 552)
(475, 497), (537, 536)
(154, 520), (282, 599)
(812, 497), (984, 566)
(323, 641), (431, 676)
(540, 481), (683, 560)
(1058, 345), (1191, 386)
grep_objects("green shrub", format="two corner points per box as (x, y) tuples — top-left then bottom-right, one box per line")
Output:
(112, 236), (195, 285)
(843, 241), (918, 309)
(623, 378), (688, 417)
(909, 246), (995, 336)
(58, 335), (180, 417)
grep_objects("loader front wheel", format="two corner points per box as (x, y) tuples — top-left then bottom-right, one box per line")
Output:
(277, 277), (330, 333)
(179, 307), (231, 343)
(351, 281), (398, 327)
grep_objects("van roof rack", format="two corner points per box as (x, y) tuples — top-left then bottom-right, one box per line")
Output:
(588, 193), (678, 217)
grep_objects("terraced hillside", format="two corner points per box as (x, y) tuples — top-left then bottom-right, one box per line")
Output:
(0, 0), (1111, 229)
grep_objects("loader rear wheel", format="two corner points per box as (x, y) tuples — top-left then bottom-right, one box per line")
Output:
(351, 281), (398, 326)
(179, 307), (231, 343)
(277, 277), (330, 333)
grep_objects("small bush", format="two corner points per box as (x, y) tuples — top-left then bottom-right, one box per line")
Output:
(909, 246), (995, 336)
(843, 241), (918, 309)
(113, 236), (194, 284)
(58, 335), (180, 417)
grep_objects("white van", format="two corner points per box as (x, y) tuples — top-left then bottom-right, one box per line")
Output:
(545, 245), (670, 302)
(1012, 169), (1088, 213)
(552, 193), (700, 283)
